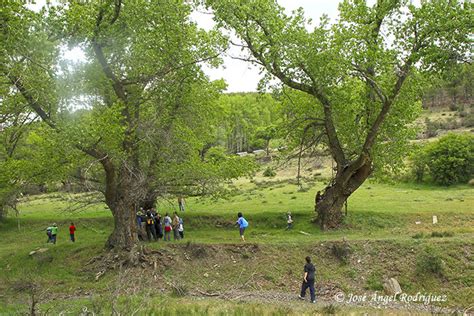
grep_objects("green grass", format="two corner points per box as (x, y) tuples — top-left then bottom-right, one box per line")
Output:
(0, 179), (473, 314)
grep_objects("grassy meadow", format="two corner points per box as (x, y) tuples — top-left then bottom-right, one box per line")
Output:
(0, 176), (473, 315)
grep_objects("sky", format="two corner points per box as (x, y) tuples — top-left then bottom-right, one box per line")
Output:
(28, 1), (345, 93)
(197, 0), (342, 92)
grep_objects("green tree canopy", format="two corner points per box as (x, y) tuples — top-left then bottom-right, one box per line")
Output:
(207, 0), (473, 228)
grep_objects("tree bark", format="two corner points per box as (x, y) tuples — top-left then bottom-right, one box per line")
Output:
(139, 189), (157, 210)
(106, 197), (138, 250)
(102, 165), (141, 251)
(315, 157), (372, 229)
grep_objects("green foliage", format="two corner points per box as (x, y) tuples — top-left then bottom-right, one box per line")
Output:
(207, 0), (473, 193)
(365, 272), (384, 291)
(331, 242), (352, 265)
(408, 145), (428, 183)
(321, 304), (338, 315)
(217, 93), (281, 153)
(430, 231), (454, 238)
(423, 63), (474, 110)
(416, 247), (444, 277)
(262, 167), (276, 177)
(424, 133), (474, 185)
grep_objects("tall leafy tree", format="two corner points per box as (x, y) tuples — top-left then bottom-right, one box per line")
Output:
(1, 0), (244, 253)
(207, 0), (473, 228)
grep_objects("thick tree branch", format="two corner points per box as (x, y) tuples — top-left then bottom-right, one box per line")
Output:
(8, 75), (56, 129)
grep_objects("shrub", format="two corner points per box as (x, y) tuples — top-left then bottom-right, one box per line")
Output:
(171, 282), (188, 297)
(365, 272), (384, 291)
(263, 167), (276, 177)
(424, 118), (439, 138)
(461, 113), (474, 128)
(412, 232), (424, 239)
(423, 133), (474, 185)
(331, 241), (352, 264)
(321, 304), (338, 314)
(430, 231), (454, 238)
(416, 247), (444, 277)
(408, 146), (428, 183)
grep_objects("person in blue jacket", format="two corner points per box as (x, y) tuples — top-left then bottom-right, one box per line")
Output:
(236, 212), (248, 242)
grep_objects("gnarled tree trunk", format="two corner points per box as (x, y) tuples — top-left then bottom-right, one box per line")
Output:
(106, 196), (138, 250)
(100, 161), (142, 251)
(315, 156), (372, 229)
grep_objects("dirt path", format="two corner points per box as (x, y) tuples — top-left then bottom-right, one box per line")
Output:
(189, 289), (465, 315)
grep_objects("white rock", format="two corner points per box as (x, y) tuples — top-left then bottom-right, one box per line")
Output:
(383, 278), (402, 295)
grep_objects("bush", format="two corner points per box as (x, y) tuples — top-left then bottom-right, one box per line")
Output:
(461, 113), (474, 128)
(365, 272), (384, 291)
(331, 241), (352, 264)
(321, 304), (338, 314)
(408, 146), (428, 182)
(424, 118), (439, 138)
(263, 167), (276, 177)
(412, 232), (424, 239)
(430, 231), (454, 238)
(416, 247), (444, 277)
(423, 133), (474, 185)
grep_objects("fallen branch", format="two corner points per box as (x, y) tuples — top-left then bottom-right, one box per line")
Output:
(196, 289), (221, 297)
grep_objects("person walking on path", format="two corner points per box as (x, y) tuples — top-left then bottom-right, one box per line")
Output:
(69, 222), (76, 242)
(298, 256), (316, 303)
(236, 212), (248, 242)
(172, 212), (181, 240)
(163, 213), (172, 241)
(50, 223), (58, 244)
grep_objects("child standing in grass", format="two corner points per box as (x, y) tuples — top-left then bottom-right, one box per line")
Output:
(51, 223), (58, 244)
(69, 222), (76, 242)
(163, 213), (172, 241)
(46, 225), (53, 243)
(178, 217), (184, 239)
(236, 212), (248, 242)
(172, 212), (181, 240)
(286, 211), (293, 230)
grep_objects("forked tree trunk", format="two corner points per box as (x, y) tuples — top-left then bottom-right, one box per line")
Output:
(139, 189), (157, 210)
(315, 157), (372, 229)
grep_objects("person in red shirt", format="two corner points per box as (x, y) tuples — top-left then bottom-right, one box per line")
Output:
(69, 222), (76, 242)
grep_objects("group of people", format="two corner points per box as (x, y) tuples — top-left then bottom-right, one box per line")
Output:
(136, 208), (184, 242)
(43, 210), (317, 303)
(46, 222), (76, 244)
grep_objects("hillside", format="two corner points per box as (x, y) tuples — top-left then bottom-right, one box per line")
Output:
(0, 179), (473, 315)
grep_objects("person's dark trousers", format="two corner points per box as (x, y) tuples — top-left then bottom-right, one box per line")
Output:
(51, 234), (57, 244)
(155, 223), (163, 239)
(300, 279), (315, 302)
(146, 225), (157, 241)
(146, 225), (153, 241)
(47, 233), (51, 243)
(150, 225), (157, 240)
(179, 231), (184, 239)
(70, 234), (75, 242)
(173, 228), (180, 240)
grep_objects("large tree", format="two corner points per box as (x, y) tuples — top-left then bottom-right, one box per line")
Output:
(2, 0), (247, 252)
(207, 0), (473, 229)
